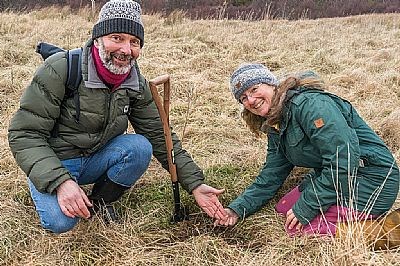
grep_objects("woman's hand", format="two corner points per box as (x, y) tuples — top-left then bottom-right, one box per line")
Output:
(285, 208), (303, 232)
(213, 208), (239, 227)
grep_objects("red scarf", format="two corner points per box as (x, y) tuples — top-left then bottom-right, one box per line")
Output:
(91, 45), (129, 91)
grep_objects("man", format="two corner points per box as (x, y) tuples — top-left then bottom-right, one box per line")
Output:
(8, 0), (226, 233)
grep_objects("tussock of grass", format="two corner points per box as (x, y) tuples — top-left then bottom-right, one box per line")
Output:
(380, 109), (400, 154)
(0, 7), (399, 265)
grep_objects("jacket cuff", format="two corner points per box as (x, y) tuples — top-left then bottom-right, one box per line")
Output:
(227, 202), (246, 219)
(184, 180), (204, 194)
(292, 199), (319, 225)
(46, 173), (73, 194)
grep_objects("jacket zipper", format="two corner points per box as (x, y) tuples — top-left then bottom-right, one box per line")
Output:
(103, 92), (111, 129)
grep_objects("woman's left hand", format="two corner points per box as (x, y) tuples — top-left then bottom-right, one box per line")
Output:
(285, 208), (303, 231)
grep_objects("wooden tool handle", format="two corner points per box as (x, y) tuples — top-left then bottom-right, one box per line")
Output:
(148, 75), (178, 182)
(149, 74), (170, 86)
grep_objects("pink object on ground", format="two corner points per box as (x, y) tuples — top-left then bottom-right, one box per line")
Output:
(275, 186), (377, 237)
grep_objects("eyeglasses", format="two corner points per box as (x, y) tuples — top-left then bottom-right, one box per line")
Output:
(239, 84), (261, 104)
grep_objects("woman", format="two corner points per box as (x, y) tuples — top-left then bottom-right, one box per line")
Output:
(215, 63), (399, 240)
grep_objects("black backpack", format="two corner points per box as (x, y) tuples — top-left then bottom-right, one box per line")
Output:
(35, 42), (83, 123)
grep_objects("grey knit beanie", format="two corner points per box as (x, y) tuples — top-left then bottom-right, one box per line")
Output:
(92, 0), (144, 47)
(230, 63), (278, 102)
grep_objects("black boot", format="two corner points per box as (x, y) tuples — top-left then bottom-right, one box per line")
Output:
(90, 201), (121, 224)
(89, 175), (128, 224)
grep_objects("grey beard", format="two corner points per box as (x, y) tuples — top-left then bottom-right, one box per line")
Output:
(97, 39), (135, 75)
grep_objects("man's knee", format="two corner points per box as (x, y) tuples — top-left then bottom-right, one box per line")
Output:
(106, 134), (153, 186)
(134, 134), (152, 158)
(130, 135), (152, 176)
(124, 134), (152, 163)
(41, 215), (79, 234)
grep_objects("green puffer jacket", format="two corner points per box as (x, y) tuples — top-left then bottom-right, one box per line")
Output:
(228, 86), (399, 225)
(8, 39), (204, 194)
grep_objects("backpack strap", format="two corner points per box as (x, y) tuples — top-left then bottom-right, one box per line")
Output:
(50, 48), (83, 138)
(66, 48), (83, 123)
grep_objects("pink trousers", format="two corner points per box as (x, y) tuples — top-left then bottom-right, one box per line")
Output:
(275, 186), (376, 237)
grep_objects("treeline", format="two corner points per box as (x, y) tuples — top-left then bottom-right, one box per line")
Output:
(1, 0), (399, 20)
(149, 0), (400, 19)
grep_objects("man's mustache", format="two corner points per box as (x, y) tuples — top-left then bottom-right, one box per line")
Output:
(110, 52), (134, 61)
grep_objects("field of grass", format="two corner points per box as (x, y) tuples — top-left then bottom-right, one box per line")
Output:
(0, 6), (400, 265)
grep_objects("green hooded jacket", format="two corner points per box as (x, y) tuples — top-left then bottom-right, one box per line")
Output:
(8, 40), (204, 194)
(228, 86), (399, 225)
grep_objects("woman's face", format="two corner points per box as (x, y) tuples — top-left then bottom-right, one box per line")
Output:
(239, 83), (276, 117)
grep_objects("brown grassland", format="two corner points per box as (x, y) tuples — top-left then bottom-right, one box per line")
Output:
(1, 6), (400, 266)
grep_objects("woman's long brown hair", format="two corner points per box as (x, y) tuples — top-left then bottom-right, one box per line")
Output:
(241, 72), (325, 137)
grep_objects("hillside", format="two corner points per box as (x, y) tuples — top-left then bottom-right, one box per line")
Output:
(0, 7), (400, 265)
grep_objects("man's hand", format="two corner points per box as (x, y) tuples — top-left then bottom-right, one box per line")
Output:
(213, 208), (239, 227)
(57, 179), (92, 219)
(192, 184), (226, 220)
(285, 208), (303, 232)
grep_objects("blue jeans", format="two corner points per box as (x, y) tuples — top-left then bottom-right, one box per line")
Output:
(28, 134), (152, 233)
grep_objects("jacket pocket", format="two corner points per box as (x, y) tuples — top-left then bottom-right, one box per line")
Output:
(286, 125), (305, 147)
(267, 129), (281, 152)
(360, 152), (379, 167)
(126, 88), (144, 101)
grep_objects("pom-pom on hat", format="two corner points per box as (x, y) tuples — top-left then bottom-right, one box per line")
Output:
(230, 63), (278, 102)
(92, 0), (144, 47)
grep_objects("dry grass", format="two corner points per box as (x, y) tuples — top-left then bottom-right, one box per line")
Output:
(0, 7), (400, 266)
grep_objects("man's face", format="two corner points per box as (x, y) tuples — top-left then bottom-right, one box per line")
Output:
(95, 33), (141, 74)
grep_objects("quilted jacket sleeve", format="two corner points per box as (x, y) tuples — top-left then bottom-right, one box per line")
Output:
(8, 53), (73, 194)
(128, 77), (204, 193)
(228, 130), (294, 219)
